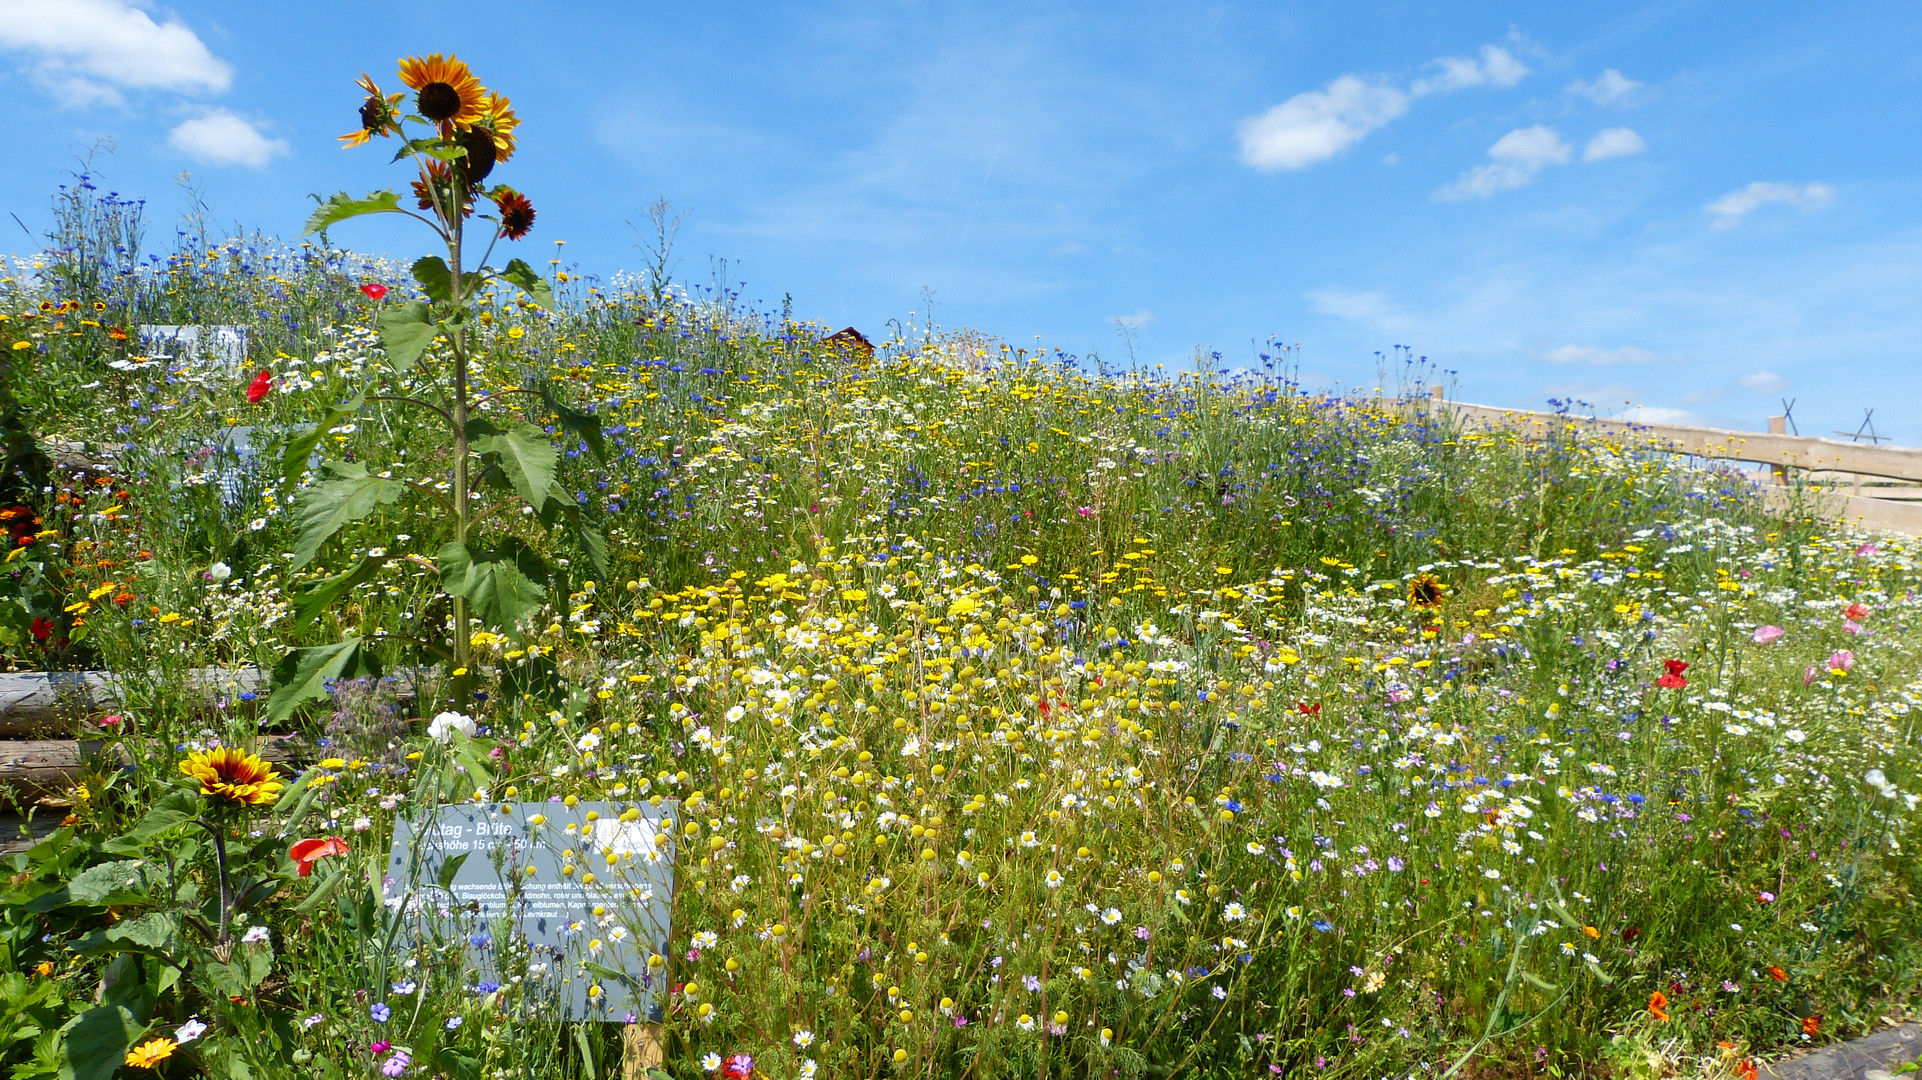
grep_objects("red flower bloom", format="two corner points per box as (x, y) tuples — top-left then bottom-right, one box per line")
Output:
(289, 836), (351, 877)
(1768, 965), (1789, 981)
(30, 617), (52, 642)
(1298, 702), (1321, 716)
(1802, 1015), (1821, 1036)
(1647, 990), (1669, 1022)
(1845, 602), (1868, 621)
(720, 1055), (755, 1079)
(361, 283), (389, 301)
(1656, 659), (1688, 689)
(246, 370), (273, 404)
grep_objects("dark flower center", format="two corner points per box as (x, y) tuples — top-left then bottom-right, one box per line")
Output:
(359, 95), (384, 131)
(417, 81), (461, 121)
(459, 128), (496, 183)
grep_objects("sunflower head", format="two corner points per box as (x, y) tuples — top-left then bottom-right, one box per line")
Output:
(412, 160), (473, 219)
(340, 72), (406, 148)
(474, 93), (519, 164)
(397, 53), (484, 128)
(492, 188), (536, 240)
(1408, 573), (1446, 610)
(179, 747), (283, 808)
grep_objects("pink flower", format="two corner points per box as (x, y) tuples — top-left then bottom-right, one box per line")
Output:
(1803, 664), (1820, 686)
(98, 714), (123, 728)
(1842, 620), (1863, 635)
(1828, 650), (1854, 673)
(1750, 625), (1784, 644)
(1856, 542), (1879, 556)
(1075, 506), (1095, 517)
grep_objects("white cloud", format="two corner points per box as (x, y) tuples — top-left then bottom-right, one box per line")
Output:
(1543, 344), (1663, 365)
(1411, 45), (1529, 97)
(1620, 405), (1696, 425)
(0, 0), (230, 105)
(1238, 42), (1526, 172)
(1738, 370), (1787, 392)
(168, 110), (287, 168)
(1237, 75), (1408, 171)
(1110, 310), (1154, 330)
(1435, 125), (1571, 200)
(1566, 69), (1642, 105)
(1582, 127), (1645, 161)
(1706, 181), (1835, 229)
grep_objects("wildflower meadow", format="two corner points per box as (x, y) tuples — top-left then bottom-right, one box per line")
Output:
(0, 52), (1917, 1080)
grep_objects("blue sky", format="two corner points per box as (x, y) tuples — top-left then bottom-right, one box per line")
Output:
(3, 0), (1919, 442)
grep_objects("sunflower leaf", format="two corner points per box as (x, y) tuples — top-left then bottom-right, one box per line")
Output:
(59, 1005), (145, 1080)
(266, 637), (379, 724)
(303, 190), (401, 237)
(473, 421), (559, 509)
(411, 255), (456, 304)
(293, 461), (403, 568)
(379, 301), (438, 373)
(498, 258), (555, 308)
(538, 383), (605, 461)
(438, 539), (548, 632)
(291, 554), (391, 628)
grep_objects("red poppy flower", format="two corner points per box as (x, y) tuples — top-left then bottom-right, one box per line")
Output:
(1656, 659), (1688, 689)
(1845, 603), (1868, 621)
(1298, 702), (1321, 716)
(246, 370), (273, 404)
(289, 836), (351, 877)
(361, 283), (389, 301)
(30, 617), (52, 642)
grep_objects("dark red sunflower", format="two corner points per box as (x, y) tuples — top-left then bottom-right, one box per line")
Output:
(492, 188), (536, 240)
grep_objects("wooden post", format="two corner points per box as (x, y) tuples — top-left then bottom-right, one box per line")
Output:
(1766, 416), (1788, 484)
(622, 1023), (664, 1078)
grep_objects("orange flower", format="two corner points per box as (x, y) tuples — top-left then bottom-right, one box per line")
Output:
(1768, 966), (1789, 981)
(1737, 1060), (1758, 1080)
(397, 53), (484, 129)
(1647, 990), (1669, 1022)
(1802, 1015), (1820, 1036)
(341, 72), (406, 147)
(289, 836), (351, 877)
(125, 1038), (176, 1069)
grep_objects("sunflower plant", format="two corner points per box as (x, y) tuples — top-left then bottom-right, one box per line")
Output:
(271, 53), (606, 720)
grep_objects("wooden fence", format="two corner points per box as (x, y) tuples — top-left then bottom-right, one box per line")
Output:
(1427, 388), (1922, 536)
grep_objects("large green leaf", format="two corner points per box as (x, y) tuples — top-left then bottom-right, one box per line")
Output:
(379, 301), (438, 373)
(303, 190), (401, 237)
(438, 540), (548, 631)
(498, 258), (556, 308)
(291, 555), (390, 628)
(279, 395), (364, 488)
(101, 791), (199, 855)
(59, 1005), (144, 1080)
(474, 421), (559, 508)
(292, 461), (403, 568)
(266, 637), (380, 723)
(539, 384), (605, 462)
(64, 860), (150, 906)
(411, 255), (459, 305)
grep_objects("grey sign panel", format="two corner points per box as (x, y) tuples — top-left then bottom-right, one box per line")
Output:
(386, 801), (676, 1022)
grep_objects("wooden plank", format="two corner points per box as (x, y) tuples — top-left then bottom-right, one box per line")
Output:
(1761, 488), (1922, 536)
(0, 667), (423, 737)
(1437, 400), (1922, 482)
(0, 735), (305, 794)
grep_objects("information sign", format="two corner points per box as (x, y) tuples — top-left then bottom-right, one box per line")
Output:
(385, 801), (675, 1021)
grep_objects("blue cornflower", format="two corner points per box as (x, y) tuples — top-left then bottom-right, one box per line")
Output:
(370, 1002), (391, 1023)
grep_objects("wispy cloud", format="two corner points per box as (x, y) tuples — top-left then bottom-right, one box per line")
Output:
(1543, 344), (1662, 365)
(168, 110), (287, 168)
(1435, 125), (1572, 200)
(1237, 42), (1527, 172)
(1738, 370), (1787, 392)
(1582, 127), (1645, 161)
(0, 0), (230, 106)
(1410, 45), (1529, 97)
(1236, 75), (1408, 171)
(1110, 310), (1154, 330)
(1566, 68), (1642, 106)
(1706, 181), (1835, 229)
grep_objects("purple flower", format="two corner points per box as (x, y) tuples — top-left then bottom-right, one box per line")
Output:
(369, 1002), (391, 1023)
(382, 1049), (411, 1077)
(1387, 856), (1404, 872)
(1134, 926), (1151, 941)
(1022, 975), (1041, 993)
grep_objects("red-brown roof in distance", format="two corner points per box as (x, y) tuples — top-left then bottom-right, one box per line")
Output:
(823, 327), (874, 358)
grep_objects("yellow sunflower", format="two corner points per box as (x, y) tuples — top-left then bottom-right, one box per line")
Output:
(125, 1038), (177, 1069)
(179, 747), (283, 807)
(341, 72), (405, 148)
(1407, 572), (1446, 610)
(475, 92), (519, 163)
(397, 53), (484, 128)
